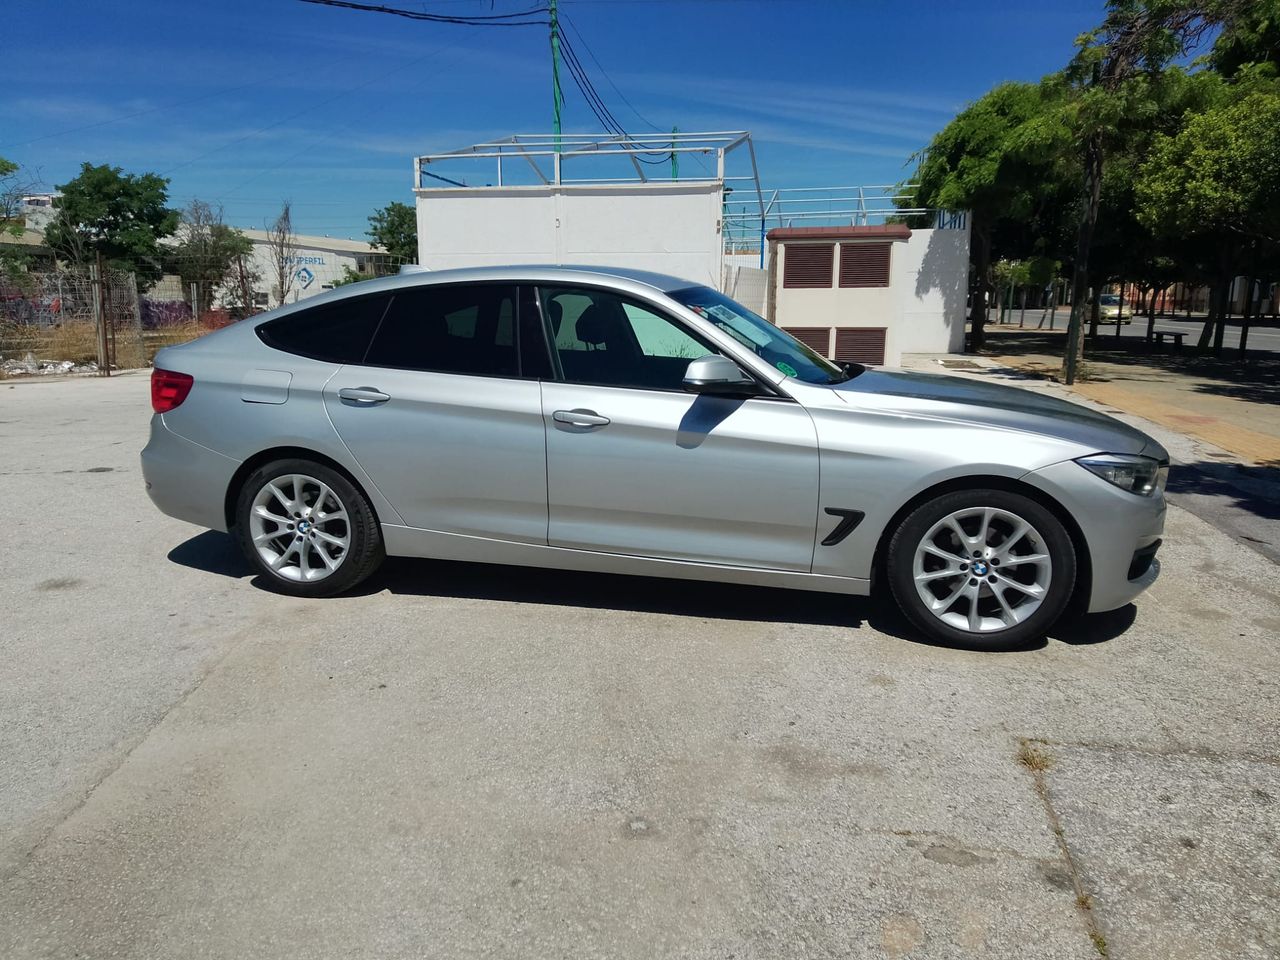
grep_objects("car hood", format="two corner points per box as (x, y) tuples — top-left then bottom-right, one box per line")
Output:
(831, 369), (1163, 458)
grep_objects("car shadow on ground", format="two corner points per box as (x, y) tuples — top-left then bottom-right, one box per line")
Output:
(168, 530), (1137, 653)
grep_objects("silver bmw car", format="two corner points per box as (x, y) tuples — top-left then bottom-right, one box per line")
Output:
(142, 265), (1167, 649)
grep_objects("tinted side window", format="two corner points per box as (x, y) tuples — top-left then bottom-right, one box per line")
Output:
(257, 294), (389, 363)
(540, 286), (716, 391)
(364, 284), (519, 377)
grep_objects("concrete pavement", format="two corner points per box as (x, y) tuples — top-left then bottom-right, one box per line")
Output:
(1, 374), (1277, 959)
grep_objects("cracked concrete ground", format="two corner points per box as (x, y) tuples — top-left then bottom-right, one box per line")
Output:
(1, 373), (1277, 959)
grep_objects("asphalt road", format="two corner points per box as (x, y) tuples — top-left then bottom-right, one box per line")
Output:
(993, 310), (1280, 354)
(2, 374), (1278, 960)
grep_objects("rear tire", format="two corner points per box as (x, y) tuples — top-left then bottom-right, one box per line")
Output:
(233, 458), (384, 597)
(886, 488), (1075, 650)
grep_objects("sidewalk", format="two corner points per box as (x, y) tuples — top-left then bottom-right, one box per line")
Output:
(969, 328), (1280, 466)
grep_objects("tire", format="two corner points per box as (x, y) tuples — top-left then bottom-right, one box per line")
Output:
(233, 458), (384, 597)
(886, 488), (1076, 650)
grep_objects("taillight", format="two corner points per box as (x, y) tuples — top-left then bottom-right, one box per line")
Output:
(151, 368), (194, 413)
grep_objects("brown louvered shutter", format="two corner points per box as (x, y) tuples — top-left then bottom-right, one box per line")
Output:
(783, 244), (834, 288)
(834, 327), (887, 365)
(839, 243), (891, 287)
(783, 326), (832, 357)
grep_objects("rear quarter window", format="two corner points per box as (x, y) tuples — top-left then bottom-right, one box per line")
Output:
(256, 294), (391, 363)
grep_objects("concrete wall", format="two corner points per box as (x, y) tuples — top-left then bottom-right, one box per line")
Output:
(772, 225), (970, 365)
(722, 264), (769, 317)
(895, 226), (970, 356)
(415, 182), (725, 289)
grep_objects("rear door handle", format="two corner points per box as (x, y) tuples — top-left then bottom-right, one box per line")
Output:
(552, 408), (610, 428)
(338, 386), (391, 406)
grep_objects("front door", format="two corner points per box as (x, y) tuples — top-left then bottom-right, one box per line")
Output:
(538, 285), (820, 571)
(324, 283), (551, 542)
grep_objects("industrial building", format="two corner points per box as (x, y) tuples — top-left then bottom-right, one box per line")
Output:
(235, 229), (396, 306)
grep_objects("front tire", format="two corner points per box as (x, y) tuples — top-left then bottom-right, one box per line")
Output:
(886, 488), (1076, 650)
(233, 458), (384, 597)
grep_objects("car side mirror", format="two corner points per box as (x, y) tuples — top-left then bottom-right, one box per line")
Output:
(682, 355), (758, 395)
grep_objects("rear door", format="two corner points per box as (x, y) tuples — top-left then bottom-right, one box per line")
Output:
(323, 283), (552, 542)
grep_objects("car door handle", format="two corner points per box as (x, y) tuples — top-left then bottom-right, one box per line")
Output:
(552, 408), (610, 428)
(338, 386), (391, 406)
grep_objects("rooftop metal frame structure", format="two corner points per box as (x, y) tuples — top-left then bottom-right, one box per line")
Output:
(413, 131), (762, 197)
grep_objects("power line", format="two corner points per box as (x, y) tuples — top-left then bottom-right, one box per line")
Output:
(560, 11), (660, 132)
(555, 28), (671, 162)
(295, 0), (549, 26)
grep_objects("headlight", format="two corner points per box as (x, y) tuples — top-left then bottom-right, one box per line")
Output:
(1076, 454), (1167, 497)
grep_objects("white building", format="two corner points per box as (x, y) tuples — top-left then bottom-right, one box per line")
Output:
(765, 220), (970, 366)
(410, 133), (971, 363)
(237, 229), (394, 306)
(17, 194), (58, 232)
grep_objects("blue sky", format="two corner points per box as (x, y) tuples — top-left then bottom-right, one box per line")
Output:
(3, 0), (1105, 238)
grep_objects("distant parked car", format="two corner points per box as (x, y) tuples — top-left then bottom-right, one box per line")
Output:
(143, 266), (1168, 649)
(1097, 293), (1133, 324)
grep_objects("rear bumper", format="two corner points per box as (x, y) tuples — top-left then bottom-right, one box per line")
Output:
(140, 416), (240, 532)
(1023, 459), (1166, 614)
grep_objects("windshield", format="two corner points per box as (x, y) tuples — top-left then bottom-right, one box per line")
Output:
(1099, 294), (1120, 305)
(668, 286), (858, 384)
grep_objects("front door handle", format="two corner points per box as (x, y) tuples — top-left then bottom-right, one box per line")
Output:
(338, 386), (391, 406)
(552, 408), (610, 428)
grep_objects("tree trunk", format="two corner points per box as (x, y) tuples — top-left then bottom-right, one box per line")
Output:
(1197, 283), (1218, 349)
(1063, 135), (1103, 384)
(1212, 255), (1233, 356)
(968, 225), (992, 351)
(1239, 244), (1258, 361)
(1145, 284), (1162, 342)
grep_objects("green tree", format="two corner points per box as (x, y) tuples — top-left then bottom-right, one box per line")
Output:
(1136, 88), (1280, 352)
(331, 265), (369, 287)
(0, 156), (30, 287)
(170, 200), (253, 313)
(1044, 0), (1247, 382)
(44, 163), (179, 290)
(908, 82), (1068, 349)
(366, 201), (416, 264)
(1210, 0), (1280, 78)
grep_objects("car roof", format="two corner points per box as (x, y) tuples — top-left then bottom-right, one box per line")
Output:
(360, 263), (695, 296)
(254, 264), (705, 324)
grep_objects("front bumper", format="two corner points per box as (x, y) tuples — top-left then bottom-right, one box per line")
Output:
(1023, 459), (1166, 613)
(140, 416), (241, 532)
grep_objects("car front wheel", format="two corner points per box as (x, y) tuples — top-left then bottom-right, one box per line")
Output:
(234, 458), (384, 597)
(886, 489), (1076, 650)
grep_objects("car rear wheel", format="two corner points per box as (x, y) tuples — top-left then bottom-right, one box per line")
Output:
(887, 489), (1076, 650)
(234, 458), (384, 597)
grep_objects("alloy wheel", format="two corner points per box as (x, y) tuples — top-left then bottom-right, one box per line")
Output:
(248, 473), (350, 582)
(912, 506), (1053, 634)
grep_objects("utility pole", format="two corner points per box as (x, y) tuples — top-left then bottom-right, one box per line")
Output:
(671, 125), (678, 180)
(549, 0), (562, 153)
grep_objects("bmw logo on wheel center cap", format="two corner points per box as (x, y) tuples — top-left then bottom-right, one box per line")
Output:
(972, 561), (989, 576)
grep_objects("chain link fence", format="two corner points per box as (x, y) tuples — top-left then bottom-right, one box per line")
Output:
(0, 268), (183, 376)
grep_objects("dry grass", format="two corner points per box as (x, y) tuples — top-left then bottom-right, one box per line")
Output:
(0, 320), (205, 370)
(143, 322), (205, 363)
(1017, 739), (1054, 773)
(45, 322), (101, 365)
